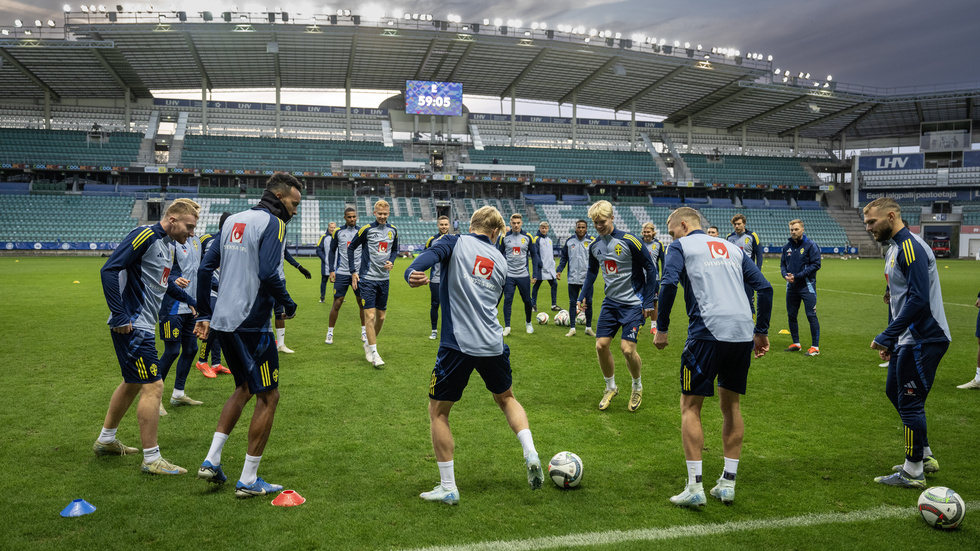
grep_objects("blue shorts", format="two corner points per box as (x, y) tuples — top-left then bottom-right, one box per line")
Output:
(215, 330), (280, 394)
(975, 307), (979, 339)
(333, 273), (361, 299)
(111, 329), (163, 384)
(596, 300), (645, 342)
(681, 338), (753, 396)
(159, 313), (194, 342)
(359, 279), (389, 310)
(429, 345), (512, 402)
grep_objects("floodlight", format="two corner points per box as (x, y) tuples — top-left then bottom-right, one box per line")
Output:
(80, 4), (89, 11)
(493, 18), (502, 26)
(1, 29), (7, 35)
(483, 18), (489, 25)
(539, 22), (546, 30)
(823, 82), (830, 88)
(684, 42), (690, 48)
(703, 54), (709, 59)
(659, 38), (665, 45)
(23, 29), (31, 34)
(673, 40), (679, 47)
(734, 50), (739, 56)
(784, 70), (789, 76)
(14, 19), (22, 27)
(524, 30), (530, 36)
(89, 5), (96, 12)
(768, 55), (773, 61)
(47, 20), (56, 27)
(35, 19), (42, 27)
(696, 44), (702, 50)
(782, 76), (788, 82)
(584, 37), (590, 43)
(826, 75), (833, 81)
(615, 32), (621, 39)
(64, 4), (72, 11)
(589, 28), (597, 36)
(774, 68), (780, 74)
(798, 72), (804, 78)
(813, 82), (820, 87)
(98, 4), (106, 11)
(805, 72), (810, 79)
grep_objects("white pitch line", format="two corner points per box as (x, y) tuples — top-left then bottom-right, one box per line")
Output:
(403, 501), (979, 551)
(816, 287), (976, 308)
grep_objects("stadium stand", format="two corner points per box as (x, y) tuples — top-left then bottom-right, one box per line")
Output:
(0, 195), (137, 243)
(179, 135), (403, 172)
(681, 154), (814, 187)
(0, 128), (142, 166)
(468, 146), (663, 182)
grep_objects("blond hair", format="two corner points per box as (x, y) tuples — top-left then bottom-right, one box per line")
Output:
(471, 206), (506, 236)
(641, 222), (657, 235)
(789, 219), (804, 228)
(863, 197), (901, 216)
(587, 200), (613, 221)
(166, 198), (200, 219)
(374, 199), (390, 211)
(667, 206), (702, 229)
(539, 221), (549, 229)
(510, 213), (523, 221)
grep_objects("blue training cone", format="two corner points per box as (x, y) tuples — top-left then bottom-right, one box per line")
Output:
(61, 499), (96, 517)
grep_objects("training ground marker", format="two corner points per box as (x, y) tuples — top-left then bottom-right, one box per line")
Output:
(404, 500), (979, 551)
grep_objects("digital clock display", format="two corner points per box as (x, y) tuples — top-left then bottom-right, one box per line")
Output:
(405, 80), (463, 116)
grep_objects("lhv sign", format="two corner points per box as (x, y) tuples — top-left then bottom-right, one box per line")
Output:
(858, 154), (924, 171)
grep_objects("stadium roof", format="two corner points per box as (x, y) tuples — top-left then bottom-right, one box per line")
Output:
(1, 14), (978, 142)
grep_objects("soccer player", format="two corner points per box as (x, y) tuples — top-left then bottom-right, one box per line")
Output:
(706, 226), (720, 237)
(956, 291), (980, 389)
(864, 198), (951, 489)
(405, 205), (544, 505)
(424, 216), (452, 340)
(499, 213), (539, 336)
(727, 214), (763, 311)
(641, 222), (666, 336)
(531, 221), (560, 312)
(655, 206), (772, 508)
(274, 247), (311, 354)
(578, 200), (658, 412)
(349, 199), (398, 368)
(326, 208), (367, 345)
(557, 219), (595, 338)
(316, 221), (338, 303)
(158, 219), (206, 413)
(94, 198), (200, 475)
(196, 212), (233, 378)
(194, 172), (301, 498)
(780, 219), (821, 356)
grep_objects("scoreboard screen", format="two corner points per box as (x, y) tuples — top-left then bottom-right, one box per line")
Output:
(406, 80), (463, 117)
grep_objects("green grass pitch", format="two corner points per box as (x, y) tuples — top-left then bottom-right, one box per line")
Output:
(1, 255), (978, 550)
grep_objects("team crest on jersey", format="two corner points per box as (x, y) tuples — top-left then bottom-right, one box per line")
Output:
(230, 223), (246, 243)
(150, 363), (158, 376)
(387, 230), (393, 240)
(709, 241), (730, 259)
(603, 259), (618, 274)
(378, 242), (388, 253)
(521, 238), (526, 244)
(614, 244), (623, 256)
(512, 247), (521, 255)
(473, 255), (495, 279)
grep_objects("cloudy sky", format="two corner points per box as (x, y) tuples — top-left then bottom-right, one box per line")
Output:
(2, 0), (978, 90)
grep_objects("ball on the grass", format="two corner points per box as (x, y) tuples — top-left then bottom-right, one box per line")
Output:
(918, 486), (965, 530)
(548, 451), (583, 488)
(553, 310), (570, 326)
(575, 310), (586, 325)
(536, 312), (550, 325)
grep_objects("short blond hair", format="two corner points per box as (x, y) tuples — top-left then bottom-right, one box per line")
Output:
(374, 199), (390, 211)
(863, 197), (901, 216)
(166, 198), (200, 219)
(789, 219), (804, 228)
(510, 213), (523, 221)
(471, 206), (506, 236)
(641, 222), (657, 235)
(539, 221), (549, 229)
(667, 206), (702, 229)
(587, 200), (613, 221)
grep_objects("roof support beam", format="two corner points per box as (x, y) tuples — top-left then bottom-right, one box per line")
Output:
(834, 103), (880, 138)
(500, 48), (549, 99)
(558, 56), (620, 105)
(968, 97), (974, 121)
(90, 48), (135, 103)
(415, 38), (438, 79)
(0, 48), (60, 102)
(614, 65), (685, 112)
(779, 102), (874, 138)
(447, 42), (474, 81)
(345, 35), (358, 86)
(664, 77), (749, 124)
(914, 101), (924, 125)
(680, 87), (753, 124)
(727, 95), (808, 131)
(182, 32), (211, 90)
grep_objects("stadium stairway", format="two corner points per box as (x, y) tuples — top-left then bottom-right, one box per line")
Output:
(827, 207), (881, 257)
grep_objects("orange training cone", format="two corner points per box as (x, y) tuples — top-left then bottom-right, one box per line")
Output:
(271, 490), (305, 507)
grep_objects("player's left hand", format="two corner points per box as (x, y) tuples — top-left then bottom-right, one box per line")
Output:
(753, 334), (769, 358)
(384, 261), (394, 272)
(643, 306), (657, 320)
(408, 270), (429, 287)
(653, 331), (668, 349)
(531, 278), (537, 286)
(556, 273), (561, 280)
(175, 277), (190, 288)
(870, 340), (891, 362)
(975, 298), (980, 308)
(193, 320), (209, 340)
(351, 273), (359, 290)
(297, 265), (312, 279)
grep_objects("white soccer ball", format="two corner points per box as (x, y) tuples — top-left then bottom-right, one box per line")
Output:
(918, 486), (966, 530)
(548, 451), (583, 488)
(536, 312), (550, 325)
(575, 310), (586, 325)
(553, 310), (570, 326)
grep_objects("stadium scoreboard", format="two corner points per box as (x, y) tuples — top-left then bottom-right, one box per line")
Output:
(406, 80), (463, 117)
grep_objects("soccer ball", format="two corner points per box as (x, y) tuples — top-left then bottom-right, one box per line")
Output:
(536, 312), (550, 325)
(575, 310), (586, 325)
(554, 310), (570, 326)
(548, 451), (583, 488)
(918, 486), (966, 530)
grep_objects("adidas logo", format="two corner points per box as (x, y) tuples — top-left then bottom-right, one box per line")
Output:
(904, 381), (918, 390)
